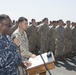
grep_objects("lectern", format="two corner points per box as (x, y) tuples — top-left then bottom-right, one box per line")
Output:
(27, 52), (55, 75)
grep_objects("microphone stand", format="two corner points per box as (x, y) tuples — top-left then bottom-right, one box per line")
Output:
(39, 51), (52, 75)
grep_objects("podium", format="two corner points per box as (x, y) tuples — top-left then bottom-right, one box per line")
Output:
(27, 52), (55, 75)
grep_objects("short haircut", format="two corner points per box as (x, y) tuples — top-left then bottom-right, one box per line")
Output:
(52, 20), (56, 23)
(42, 19), (45, 22)
(31, 19), (35, 22)
(0, 16), (5, 23)
(18, 17), (28, 24)
(58, 19), (63, 22)
(66, 20), (70, 23)
(74, 23), (76, 25)
(50, 21), (51, 23)
(0, 14), (10, 23)
(43, 18), (48, 21)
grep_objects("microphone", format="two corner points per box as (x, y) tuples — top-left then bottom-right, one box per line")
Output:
(47, 52), (52, 58)
(12, 36), (16, 40)
(12, 34), (18, 40)
(12, 35), (20, 48)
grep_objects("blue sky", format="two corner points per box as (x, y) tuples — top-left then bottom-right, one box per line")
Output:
(0, 0), (76, 22)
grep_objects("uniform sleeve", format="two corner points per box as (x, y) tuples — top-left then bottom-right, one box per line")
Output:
(48, 28), (52, 40)
(20, 45), (32, 58)
(64, 28), (69, 39)
(0, 43), (22, 68)
(26, 27), (31, 38)
(11, 33), (18, 40)
(72, 29), (74, 40)
(11, 32), (32, 59)
(37, 26), (43, 37)
(55, 28), (59, 39)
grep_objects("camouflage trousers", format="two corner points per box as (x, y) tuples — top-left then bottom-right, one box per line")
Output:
(55, 40), (64, 57)
(18, 66), (28, 75)
(40, 40), (48, 53)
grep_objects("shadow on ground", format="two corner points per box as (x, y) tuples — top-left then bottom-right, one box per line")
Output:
(55, 56), (76, 71)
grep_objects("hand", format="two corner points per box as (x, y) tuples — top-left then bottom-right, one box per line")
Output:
(31, 54), (36, 58)
(23, 61), (32, 67)
(13, 38), (20, 46)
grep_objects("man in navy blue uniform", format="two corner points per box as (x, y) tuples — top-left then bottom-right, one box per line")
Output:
(0, 14), (31, 75)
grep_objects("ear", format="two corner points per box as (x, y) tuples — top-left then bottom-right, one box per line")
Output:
(19, 22), (22, 27)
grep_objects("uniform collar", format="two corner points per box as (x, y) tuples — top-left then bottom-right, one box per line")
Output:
(0, 34), (10, 41)
(18, 27), (25, 35)
(32, 24), (36, 26)
(59, 26), (63, 28)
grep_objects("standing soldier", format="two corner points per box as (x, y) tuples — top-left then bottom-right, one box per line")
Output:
(37, 18), (49, 53)
(11, 17), (36, 75)
(64, 21), (72, 56)
(48, 21), (56, 56)
(0, 14), (31, 75)
(36, 19), (45, 54)
(71, 22), (75, 28)
(49, 21), (52, 26)
(72, 23), (76, 55)
(26, 19), (37, 54)
(55, 20), (65, 58)
(10, 21), (18, 36)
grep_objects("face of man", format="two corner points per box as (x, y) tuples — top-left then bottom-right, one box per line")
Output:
(49, 21), (52, 26)
(44, 19), (48, 25)
(59, 21), (64, 26)
(20, 20), (28, 31)
(71, 22), (75, 27)
(53, 22), (56, 26)
(66, 21), (70, 27)
(32, 19), (36, 25)
(0, 18), (12, 36)
(74, 23), (76, 27)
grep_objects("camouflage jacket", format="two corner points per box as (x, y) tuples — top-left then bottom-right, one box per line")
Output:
(0, 34), (22, 75)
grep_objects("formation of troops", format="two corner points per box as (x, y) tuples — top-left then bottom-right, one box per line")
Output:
(11, 18), (76, 61)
